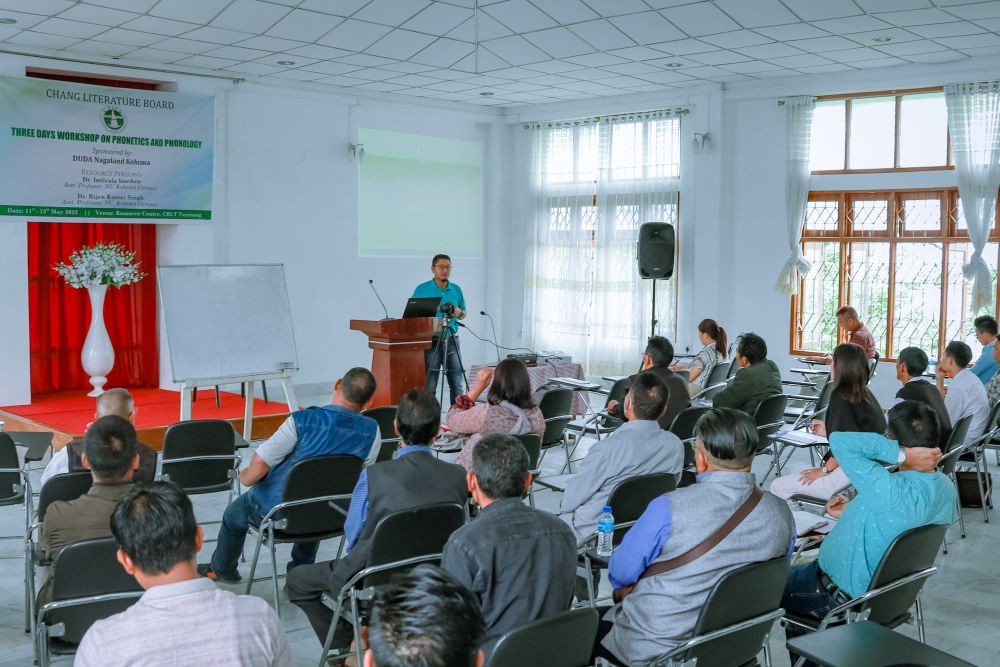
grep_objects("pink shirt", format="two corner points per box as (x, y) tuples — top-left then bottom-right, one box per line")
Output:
(849, 323), (877, 359)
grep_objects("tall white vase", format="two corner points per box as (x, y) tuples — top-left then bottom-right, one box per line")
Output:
(81, 284), (115, 397)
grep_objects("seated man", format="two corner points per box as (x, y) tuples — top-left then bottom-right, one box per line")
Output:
(593, 408), (794, 665)
(442, 434), (576, 655)
(38, 415), (140, 605)
(200, 367), (380, 583)
(837, 306), (877, 360)
(40, 388), (157, 486)
(894, 346), (951, 449)
(936, 341), (990, 447)
(559, 372), (684, 540)
(712, 333), (782, 416)
(76, 481), (291, 666)
(606, 335), (690, 429)
(781, 401), (952, 646)
(286, 389), (469, 651)
(363, 565), (485, 667)
(970, 314), (999, 384)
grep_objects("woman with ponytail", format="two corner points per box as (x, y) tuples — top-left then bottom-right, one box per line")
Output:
(675, 319), (728, 393)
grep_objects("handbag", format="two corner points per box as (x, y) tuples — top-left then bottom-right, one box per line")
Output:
(612, 486), (764, 603)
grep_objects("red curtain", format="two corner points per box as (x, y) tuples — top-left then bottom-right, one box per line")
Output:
(28, 222), (158, 394)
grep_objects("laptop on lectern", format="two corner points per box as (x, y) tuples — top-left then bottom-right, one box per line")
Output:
(402, 296), (441, 318)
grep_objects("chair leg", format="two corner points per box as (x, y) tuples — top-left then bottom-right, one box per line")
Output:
(318, 596), (345, 667)
(975, 449), (990, 522)
(915, 597), (926, 643)
(336, 535), (346, 560)
(562, 437), (573, 473)
(583, 554), (597, 609)
(244, 528), (265, 596)
(528, 486), (535, 508)
(269, 536), (280, 617)
(762, 634), (772, 667)
(351, 592), (365, 667)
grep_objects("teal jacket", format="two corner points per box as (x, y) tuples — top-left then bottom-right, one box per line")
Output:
(712, 359), (782, 416)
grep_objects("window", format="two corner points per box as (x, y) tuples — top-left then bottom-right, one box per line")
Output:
(809, 90), (951, 173)
(792, 190), (1000, 360)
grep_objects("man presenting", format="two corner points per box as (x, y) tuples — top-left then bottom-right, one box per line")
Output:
(412, 253), (467, 406)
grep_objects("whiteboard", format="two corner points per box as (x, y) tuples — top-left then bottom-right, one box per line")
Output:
(158, 264), (299, 382)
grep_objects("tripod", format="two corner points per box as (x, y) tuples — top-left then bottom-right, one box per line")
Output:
(431, 315), (469, 407)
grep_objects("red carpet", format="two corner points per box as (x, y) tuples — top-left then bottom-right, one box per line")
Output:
(1, 387), (290, 437)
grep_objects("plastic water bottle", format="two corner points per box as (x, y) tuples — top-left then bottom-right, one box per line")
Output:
(596, 506), (615, 558)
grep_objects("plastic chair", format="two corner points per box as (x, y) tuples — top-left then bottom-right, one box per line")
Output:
(669, 406), (711, 487)
(578, 472), (678, 604)
(486, 607), (599, 667)
(957, 400), (1000, 523)
(361, 405), (400, 449)
(0, 432), (29, 536)
(565, 378), (629, 443)
(753, 394), (790, 483)
(784, 523), (948, 664)
(244, 455), (364, 615)
(644, 557), (790, 667)
(538, 389), (575, 473)
(515, 433), (543, 507)
(24, 472), (94, 633)
(938, 413), (973, 542)
(34, 536), (143, 666)
(317, 502), (468, 667)
(691, 363), (732, 401)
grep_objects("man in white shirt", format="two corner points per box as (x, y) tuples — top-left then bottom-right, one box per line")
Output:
(936, 341), (990, 447)
(76, 481), (291, 667)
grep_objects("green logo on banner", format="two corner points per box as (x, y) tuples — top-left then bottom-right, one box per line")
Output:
(102, 106), (126, 131)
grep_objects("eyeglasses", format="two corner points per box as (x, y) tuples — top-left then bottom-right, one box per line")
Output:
(434, 264), (452, 270)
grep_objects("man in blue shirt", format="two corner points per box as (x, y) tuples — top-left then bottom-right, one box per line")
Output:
(412, 253), (467, 406)
(971, 315), (999, 384)
(781, 401), (952, 633)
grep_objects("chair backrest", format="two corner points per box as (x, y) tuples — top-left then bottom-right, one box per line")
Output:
(677, 557), (790, 666)
(276, 455), (364, 536)
(37, 472), (93, 522)
(487, 607), (599, 667)
(363, 502), (467, 587)
(47, 536), (143, 644)
(539, 389), (574, 446)
(868, 352), (880, 380)
(601, 378), (631, 428)
(669, 406), (711, 442)
(0, 433), (22, 503)
(861, 523), (948, 627)
(726, 356), (741, 379)
(607, 472), (678, 543)
(940, 414), (973, 475)
(753, 394), (789, 447)
(704, 361), (731, 389)
(160, 419), (237, 493)
(815, 381), (834, 416)
(374, 440), (398, 463)
(515, 433), (542, 472)
(361, 406), (399, 442)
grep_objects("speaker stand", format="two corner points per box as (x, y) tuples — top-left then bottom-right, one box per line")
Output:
(649, 278), (659, 338)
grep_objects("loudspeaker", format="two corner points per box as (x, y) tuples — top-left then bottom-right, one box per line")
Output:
(638, 222), (674, 279)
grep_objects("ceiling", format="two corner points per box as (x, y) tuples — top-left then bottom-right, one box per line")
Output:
(0, 0), (999, 109)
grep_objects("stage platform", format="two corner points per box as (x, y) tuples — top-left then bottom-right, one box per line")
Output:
(0, 387), (290, 450)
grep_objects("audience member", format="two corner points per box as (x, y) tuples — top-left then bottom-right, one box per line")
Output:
(606, 336), (690, 429)
(76, 481), (291, 666)
(894, 346), (952, 448)
(770, 343), (885, 502)
(363, 565), (485, 667)
(671, 318), (728, 394)
(200, 368), (379, 584)
(936, 341), (990, 447)
(781, 402), (951, 654)
(712, 333), (782, 416)
(37, 415), (139, 606)
(286, 389), (468, 651)
(559, 372), (684, 539)
(40, 388), (157, 486)
(442, 434), (575, 655)
(592, 408), (794, 665)
(986, 341), (1000, 405)
(836, 306), (877, 360)
(448, 358), (545, 470)
(971, 315), (999, 384)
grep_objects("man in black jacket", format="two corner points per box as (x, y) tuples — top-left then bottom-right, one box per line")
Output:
(895, 346), (952, 449)
(606, 336), (690, 429)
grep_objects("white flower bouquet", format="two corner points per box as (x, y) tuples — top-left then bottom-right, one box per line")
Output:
(54, 242), (146, 288)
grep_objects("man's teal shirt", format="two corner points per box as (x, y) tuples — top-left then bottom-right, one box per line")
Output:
(412, 279), (465, 336)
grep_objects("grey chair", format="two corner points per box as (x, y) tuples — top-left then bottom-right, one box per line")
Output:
(938, 413), (973, 542)
(669, 406), (711, 487)
(957, 400), (1000, 523)
(692, 363), (732, 401)
(244, 455), (363, 616)
(361, 406), (400, 456)
(642, 557), (790, 667)
(515, 433), (543, 507)
(317, 502), (468, 667)
(0, 433), (30, 536)
(754, 394), (791, 483)
(538, 388), (575, 473)
(486, 607), (599, 667)
(565, 377), (630, 444)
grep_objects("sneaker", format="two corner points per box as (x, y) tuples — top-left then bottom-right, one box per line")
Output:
(197, 562), (242, 584)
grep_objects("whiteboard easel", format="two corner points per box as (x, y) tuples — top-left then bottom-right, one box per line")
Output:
(179, 370), (298, 442)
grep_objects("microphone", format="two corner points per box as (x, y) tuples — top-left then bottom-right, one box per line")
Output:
(368, 279), (390, 320)
(481, 310), (501, 363)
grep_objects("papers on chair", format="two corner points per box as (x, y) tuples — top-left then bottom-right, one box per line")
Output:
(792, 510), (830, 537)
(775, 431), (828, 446)
(548, 377), (602, 391)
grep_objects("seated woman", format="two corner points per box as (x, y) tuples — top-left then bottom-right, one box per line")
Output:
(449, 358), (545, 470)
(770, 342), (886, 502)
(673, 318), (728, 396)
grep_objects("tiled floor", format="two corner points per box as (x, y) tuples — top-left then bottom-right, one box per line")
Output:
(2, 388), (997, 666)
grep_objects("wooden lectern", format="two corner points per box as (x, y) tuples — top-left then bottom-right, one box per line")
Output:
(350, 318), (441, 407)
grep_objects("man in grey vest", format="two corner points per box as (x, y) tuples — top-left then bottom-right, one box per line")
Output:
(286, 388), (468, 651)
(592, 407), (794, 665)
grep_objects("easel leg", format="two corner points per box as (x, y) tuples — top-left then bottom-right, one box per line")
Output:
(242, 381), (254, 442)
(181, 386), (194, 422)
(281, 377), (298, 412)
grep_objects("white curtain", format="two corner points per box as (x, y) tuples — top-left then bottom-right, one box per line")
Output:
(776, 96), (816, 295)
(945, 82), (1000, 313)
(523, 110), (683, 376)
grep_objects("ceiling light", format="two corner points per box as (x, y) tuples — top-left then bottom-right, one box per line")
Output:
(872, 36), (893, 43)
(479, 91), (494, 96)
(277, 60), (295, 65)
(0, 18), (17, 24)
(664, 62), (684, 68)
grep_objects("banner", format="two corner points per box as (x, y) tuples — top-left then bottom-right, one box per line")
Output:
(0, 75), (214, 222)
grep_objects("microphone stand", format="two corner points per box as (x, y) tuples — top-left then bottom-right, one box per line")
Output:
(481, 310), (501, 363)
(368, 279), (390, 320)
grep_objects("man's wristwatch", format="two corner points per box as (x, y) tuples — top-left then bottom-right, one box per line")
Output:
(820, 465), (829, 474)
(897, 449), (907, 464)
